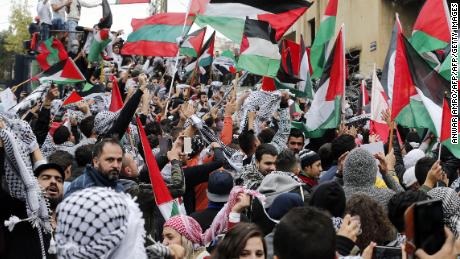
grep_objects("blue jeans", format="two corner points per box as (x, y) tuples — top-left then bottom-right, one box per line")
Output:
(40, 23), (51, 41)
(67, 19), (78, 49)
(51, 17), (66, 31)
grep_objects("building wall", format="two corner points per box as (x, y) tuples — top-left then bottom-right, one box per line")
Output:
(292, 0), (422, 78)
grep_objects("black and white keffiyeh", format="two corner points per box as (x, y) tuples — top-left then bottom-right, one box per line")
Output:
(56, 187), (147, 259)
(427, 187), (460, 237)
(0, 117), (50, 231)
(94, 110), (120, 136)
(238, 90), (282, 135)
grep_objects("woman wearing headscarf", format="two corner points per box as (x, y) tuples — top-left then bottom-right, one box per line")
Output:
(162, 186), (263, 258)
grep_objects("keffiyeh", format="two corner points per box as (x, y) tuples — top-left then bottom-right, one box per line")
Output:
(55, 187), (147, 259)
(94, 110), (120, 136)
(427, 187), (460, 237)
(0, 120), (50, 232)
(238, 91), (281, 135)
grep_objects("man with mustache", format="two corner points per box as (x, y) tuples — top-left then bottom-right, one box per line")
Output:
(35, 163), (65, 228)
(65, 138), (124, 197)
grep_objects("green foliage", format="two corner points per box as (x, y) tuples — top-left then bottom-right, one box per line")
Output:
(0, 31), (15, 81)
(5, 1), (33, 54)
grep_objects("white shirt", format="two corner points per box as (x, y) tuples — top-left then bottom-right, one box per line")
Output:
(37, 1), (52, 25)
(50, 0), (66, 20)
(67, 0), (101, 21)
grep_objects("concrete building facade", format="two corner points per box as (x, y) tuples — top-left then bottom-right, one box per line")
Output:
(288, 0), (423, 78)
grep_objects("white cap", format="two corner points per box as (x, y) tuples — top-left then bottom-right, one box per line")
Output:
(403, 166), (417, 187)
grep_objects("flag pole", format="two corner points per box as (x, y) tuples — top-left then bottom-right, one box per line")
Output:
(163, 0), (193, 117)
(438, 142), (442, 160)
(361, 80), (366, 114)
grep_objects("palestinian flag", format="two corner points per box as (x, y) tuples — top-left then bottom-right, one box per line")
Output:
(390, 25), (442, 134)
(438, 52), (451, 81)
(381, 14), (400, 99)
(62, 91), (83, 106)
(297, 34), (314, 99)
(440, 97), (460, 158)
(198, 31), (216, 67)
(109, 75), (123, 112)
(370, 69), (390, 143)
(310, 0), (338, 79)
(180, 27), (207, 57)
(237, 18), (281, 77)
(88, 29), (112, 62)
(195, 0), (312, 43)
(136, 116), (185, 220)
(282, 39), (300, 76)
(182, 31), (216, 79)
(305, 27), (345, 136)
(36, 37), (68, 71)
(35, 58), (86, 84)
(402, 35), (456, 156)
(410, 0), (450, 54)
(281, 44), (295, 75)
(108, 0), (149, 4)
(122, 13), (193, 57)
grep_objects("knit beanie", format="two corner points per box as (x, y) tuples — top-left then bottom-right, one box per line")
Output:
(164, 215), (203, 246)
(403, 149), (425, 169)
(299, 149), (321, 168)
(309, 181), (346, 217)
(267, 193), (303, 220)
(343, 148), (378, 188)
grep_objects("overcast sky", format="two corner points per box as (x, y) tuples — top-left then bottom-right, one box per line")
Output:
(0, 0), (188, 36)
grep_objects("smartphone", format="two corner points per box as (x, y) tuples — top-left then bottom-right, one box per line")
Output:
(372, 246), (402, 259)
(183, 137), (192, 154)
(404, 199), (445, 256)
(159, 137), (172, 154)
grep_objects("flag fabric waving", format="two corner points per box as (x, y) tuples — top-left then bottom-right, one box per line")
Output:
(36, 37), (68, 71)
(358, 80), (370, 114)
(195, 0), (312, 42)
(440, 97), (460, 158)
(237, 18), (281, 77)
(370, 69), (390, 143)
(62, 91), (83, 106)
(381, 14), (400, 100)
(297, 34), (314, 99)
(410, 0), (450, 54)
(197, 31), (216, 67)
(136, 116), (185, 220)
(310, 0), (338, 79)
(122, 13), (193, 57)
(305, 27), (345, 136)
(391, 33), (435, 132)
(109, 75), (123, 112)
(180, 27), (207, 57)
(35, 58), (86, 84)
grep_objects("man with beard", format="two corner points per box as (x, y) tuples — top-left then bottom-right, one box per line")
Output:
(65, 138), (124, 197)
(35, 163), (65, 225)
(0, 162), (65, 259)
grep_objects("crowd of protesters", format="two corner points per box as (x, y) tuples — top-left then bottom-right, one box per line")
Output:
(1, 1), (460, 259)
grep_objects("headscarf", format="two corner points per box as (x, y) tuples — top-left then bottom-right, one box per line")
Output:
(55, 187), (147, 259)
(163, 186), (265, 246)
(164, 215), (203, 246)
